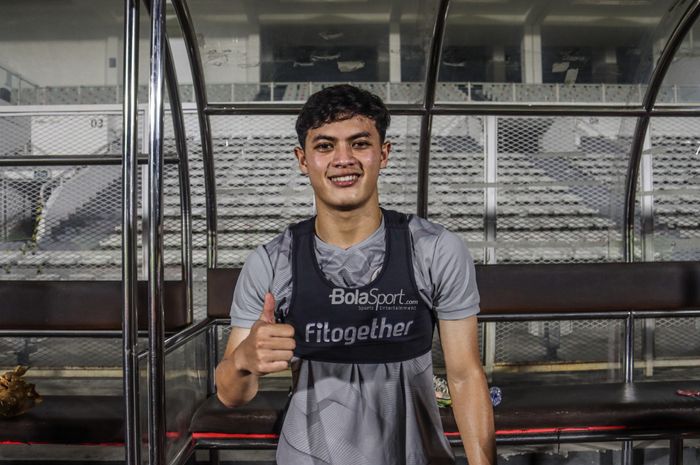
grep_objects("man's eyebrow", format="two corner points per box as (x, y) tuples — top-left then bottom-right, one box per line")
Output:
(311, 134), (336, 143)
(349, 131), (371, 140)
(311, 131), (372, 143)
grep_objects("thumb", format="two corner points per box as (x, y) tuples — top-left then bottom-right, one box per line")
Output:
(259, 292), (276, 324)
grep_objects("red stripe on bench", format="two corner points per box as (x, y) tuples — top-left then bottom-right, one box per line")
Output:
(192, 425), (628, 441)
(192, 433), (280, 439)
(445, 425), (629, 437)
(0, 441), (126, 446)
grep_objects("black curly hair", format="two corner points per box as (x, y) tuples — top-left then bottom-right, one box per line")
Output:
(295, 84), (390, 148)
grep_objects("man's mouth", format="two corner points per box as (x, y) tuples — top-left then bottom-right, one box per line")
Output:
(329, 174), (361, 187)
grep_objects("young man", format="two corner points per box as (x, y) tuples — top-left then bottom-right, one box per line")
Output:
(215, 84), (495, 465)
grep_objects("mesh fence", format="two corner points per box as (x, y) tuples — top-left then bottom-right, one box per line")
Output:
(1, 164), (122, 279)
(428, 116), (485, 263)
(646, 117), (700, 262)
(635, 317), (700, 381)
(0, 112), (122, 157)
(2, 108), (700, 376)
(0, 337), (124, 370)
(633, 119), (700, 380)
(0, 107), (205, 367)
(428, 115), (633, 265)
(491, 319), (625, 384)
(496, 116), (632, 264)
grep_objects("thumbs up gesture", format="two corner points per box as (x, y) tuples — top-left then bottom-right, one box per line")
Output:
(237, 293), (296, 376)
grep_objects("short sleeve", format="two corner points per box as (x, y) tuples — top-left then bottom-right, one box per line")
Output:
(431, 230), (480, 320)
(229, 245), (273, 328)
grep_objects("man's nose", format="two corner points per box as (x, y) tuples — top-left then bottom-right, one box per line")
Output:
(332, 143), (357, 167)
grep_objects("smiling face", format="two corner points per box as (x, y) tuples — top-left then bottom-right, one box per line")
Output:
(295, 115), (390, 215)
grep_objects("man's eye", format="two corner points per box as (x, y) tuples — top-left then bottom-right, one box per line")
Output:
(315, 143), (333, 151)
(353, 140), (370, 148)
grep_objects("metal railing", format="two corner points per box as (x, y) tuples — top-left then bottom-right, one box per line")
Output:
(6, 81), (700, 106)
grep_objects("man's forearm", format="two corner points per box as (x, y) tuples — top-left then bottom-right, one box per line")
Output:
(449, 372), (496, 465)
(215, 355), (259, 408)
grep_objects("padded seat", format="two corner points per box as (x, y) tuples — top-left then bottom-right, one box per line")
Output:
(0, 396), (125, 445)
(1, 392), (197, 446)
(0, 280), (190, 331)
(190, 381), (700, 448)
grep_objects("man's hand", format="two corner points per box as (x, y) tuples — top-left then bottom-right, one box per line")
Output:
(233, 293), (296, 376)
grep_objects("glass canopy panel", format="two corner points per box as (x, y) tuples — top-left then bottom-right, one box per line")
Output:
(634, 116), (700, 381)
(638, 117), (700, 261)
(437, 0), (671, 105)
(428, 115), (486, 264)
(493, 116), (634, 264)
(656, 13), (700, 105)
(0, 0), (124, 106)
(186, 0), (438, 104)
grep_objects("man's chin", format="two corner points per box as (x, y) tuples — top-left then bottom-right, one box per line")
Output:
(322, 197), (370, 213)
(334, 203), (362, 212)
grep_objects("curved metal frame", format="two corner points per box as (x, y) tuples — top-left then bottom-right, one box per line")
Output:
(121, 0), (140, 464)
(145, 0), (167, 464)
(164, 37), (194, 319)
(171, 0), (218, 268)
(623, 0), (700, 261)
(417, 0), (451, 218)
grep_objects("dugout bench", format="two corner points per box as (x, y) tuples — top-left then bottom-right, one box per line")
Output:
(0, 264), (699, 465)
(193, 262), (700, 464)
(0, 279), (192, 448)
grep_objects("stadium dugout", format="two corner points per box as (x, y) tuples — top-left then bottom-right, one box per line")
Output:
(2, 0), (700, 464)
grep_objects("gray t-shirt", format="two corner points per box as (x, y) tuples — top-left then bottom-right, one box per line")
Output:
(230, 214), (480, 465)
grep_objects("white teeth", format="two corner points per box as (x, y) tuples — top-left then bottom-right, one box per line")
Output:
(332, 175), (358, 183)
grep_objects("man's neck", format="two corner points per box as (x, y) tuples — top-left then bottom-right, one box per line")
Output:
(314, 204), (382, 250)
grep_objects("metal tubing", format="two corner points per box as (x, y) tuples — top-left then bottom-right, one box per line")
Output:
(201, 308), (700, 325)
(669, 437), (683, 465)
(204, 102), (427, 116)
(194, 428), (685, 450)
(170, 0), (218, 267)
(201, 102), (700, 119)
(0, 329), (135, 338)
(163, 36), (194, 321)
(163, 318), (212, 355)
(167, 439), (196, 465)
(416, 115), (433, 218)
(624, 312), (635, 383)
(146, 0), (167, 462)
(623, 1), (700, 261)
(416, 0), (451, 218)
(622, 440), (634, 465)
(206, 324), (218, 395)
(623, 116), (650, 261)
(0, 155), (178, 167)
(432, 103), (648, 117)
(650, 106), (700, 116)
(121, 0), (141, 463)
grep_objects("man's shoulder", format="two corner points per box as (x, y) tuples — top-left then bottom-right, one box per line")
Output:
(407, 214), (449, 248)
(260, 214), (315, 261)
(261, 226), (293, 259)
(406, 214), (470, 263)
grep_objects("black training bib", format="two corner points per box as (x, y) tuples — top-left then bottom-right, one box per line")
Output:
(286, 209), (435, 364)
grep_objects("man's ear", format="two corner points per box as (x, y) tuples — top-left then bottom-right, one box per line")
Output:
(380, 141), (391, 169)
(294, 146), (309, 175)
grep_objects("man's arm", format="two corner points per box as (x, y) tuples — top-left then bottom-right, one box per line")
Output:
(439, 316), (495, 465)
(215, 293), (295, 408)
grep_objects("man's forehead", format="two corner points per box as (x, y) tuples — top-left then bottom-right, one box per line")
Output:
(306, 115), (378, 139)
